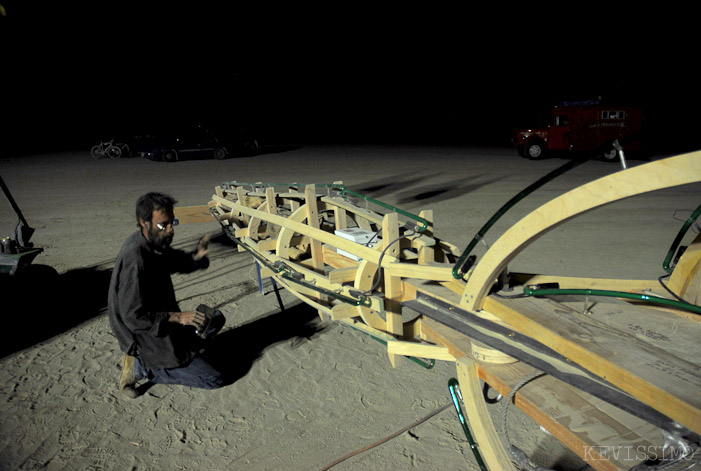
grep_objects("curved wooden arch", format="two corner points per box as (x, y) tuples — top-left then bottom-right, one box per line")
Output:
(462, 151), (701, 311)
(246, 200), (269, 240)
(353, 260), (387, 330)
(275, 203), (311, 259)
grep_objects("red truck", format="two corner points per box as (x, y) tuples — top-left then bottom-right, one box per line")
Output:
(514, 100), (643, 160)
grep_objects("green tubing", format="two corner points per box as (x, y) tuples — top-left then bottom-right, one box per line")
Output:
(337, 186), (428, 232)
(523, 286), (701, 315)
(452, 158), (590, 279)
(448, 378), (489, 471)
(279, 272), (372, 307)
(221, 181), (429, 232)
(663, 203), (701, 273)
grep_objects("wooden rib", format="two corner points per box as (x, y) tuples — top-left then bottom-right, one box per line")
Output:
(212, 195), (397, 265)
(668, 232), (701, 305)
(462, 151), (701, 311)
(455, 357), (516, 471)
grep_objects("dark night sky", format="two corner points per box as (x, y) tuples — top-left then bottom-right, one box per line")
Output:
(2, 5), (699, 155)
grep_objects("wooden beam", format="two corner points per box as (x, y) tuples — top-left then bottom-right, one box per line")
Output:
(328, 266), (359, 284)
(386, 341), (454, 361)
(508, 273), (659, 293)
(385, 262), (453, 281)
(483, 295), (701, 434)
(668, 232), (701, 306)
(212, 195), (397, 265)
(462, 151), (701, 311)
(417, 209), (435, 264)
(174, 205), (215, 224)
(421, 318), (659, 471)
(383, 213), (404, 366)
(331, 303), (359, 320)
(455, 357), (516, 471)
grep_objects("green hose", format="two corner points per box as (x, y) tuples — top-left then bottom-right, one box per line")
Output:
(335, 185), (429, 232)
(452, 158), (590, 279)
(448, 378), (489, 471)
(662, 203), (701, 273)
(221, 181), (429, 232)
(523, 286), (701, 315)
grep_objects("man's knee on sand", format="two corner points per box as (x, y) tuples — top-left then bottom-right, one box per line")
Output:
(136, 355), (225, 390)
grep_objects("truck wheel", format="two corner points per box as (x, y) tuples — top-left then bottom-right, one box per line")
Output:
(602, 149), (617, 160)
(213, 148), (227, 160)
(525, 141), (546, 160)
(163, 150), (178, 162)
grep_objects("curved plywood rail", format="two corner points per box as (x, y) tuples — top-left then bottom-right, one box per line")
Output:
(462, 151), (701, 311)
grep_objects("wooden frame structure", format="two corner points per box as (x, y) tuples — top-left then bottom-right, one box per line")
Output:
(180, 151), (701, 470)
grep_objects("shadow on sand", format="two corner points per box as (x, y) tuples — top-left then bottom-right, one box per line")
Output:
(203, 302), (326, 387)
(0, 258), (327, 394)
(0, 264), (113, 359)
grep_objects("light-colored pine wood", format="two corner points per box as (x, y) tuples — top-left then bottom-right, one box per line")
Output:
(483, 295), (701, 434)
(386, 341), (454, 361)
(417, 209), (435, 264)
(508, 272), (659, 292)
(383, 213), (404, 366)
(668, 232), (701, 305)
(212, 195), (397, 264)
(331, 303), (359, 320)
(328, 266), (359, 283)
(173, 205), (215, 224)
(208, 155), (701, 469)
(421, 317), (660, 471)
(462, 151), (701, 311)
(456, 357), (516, 471)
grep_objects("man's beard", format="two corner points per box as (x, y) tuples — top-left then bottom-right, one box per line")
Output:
(148, 226), (173, 250)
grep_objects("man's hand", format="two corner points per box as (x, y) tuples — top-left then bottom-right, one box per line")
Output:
(193, 234), (210, 261)
(169, 310), (206, 330)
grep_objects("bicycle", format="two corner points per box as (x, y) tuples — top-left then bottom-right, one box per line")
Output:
(91, 140), (130, 159)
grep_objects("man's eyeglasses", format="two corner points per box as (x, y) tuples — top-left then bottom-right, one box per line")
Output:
(155, 219), (179, 231)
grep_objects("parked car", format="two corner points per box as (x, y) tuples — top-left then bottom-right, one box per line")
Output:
(134, 125), (261, 162)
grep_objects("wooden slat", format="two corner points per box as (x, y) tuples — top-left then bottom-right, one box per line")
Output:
(385, 262), (454, 281)
(668, 232), (701, 305)
(212, 195), (397, 265)
(173, 205), (215, 224)
(483, 295), (701, 434)
(421, 317), (661, 471)
(328, 266), (359, 283)
(508, 273), (659, 293)
(386, 340), (454, 362)
(455, 357), (516, 471)
(384, 212), (404, 366)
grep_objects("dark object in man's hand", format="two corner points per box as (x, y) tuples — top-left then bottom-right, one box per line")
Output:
(195, 304), (223, 339)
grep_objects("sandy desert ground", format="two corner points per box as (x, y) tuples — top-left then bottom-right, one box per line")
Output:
(0, 144), (698, 470)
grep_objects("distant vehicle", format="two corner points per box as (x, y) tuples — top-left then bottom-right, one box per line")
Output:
(134, 125), (261, 162)
(513, 100), (643, 160)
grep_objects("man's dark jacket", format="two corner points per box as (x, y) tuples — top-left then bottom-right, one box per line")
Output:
(108, 230), (209, 369)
